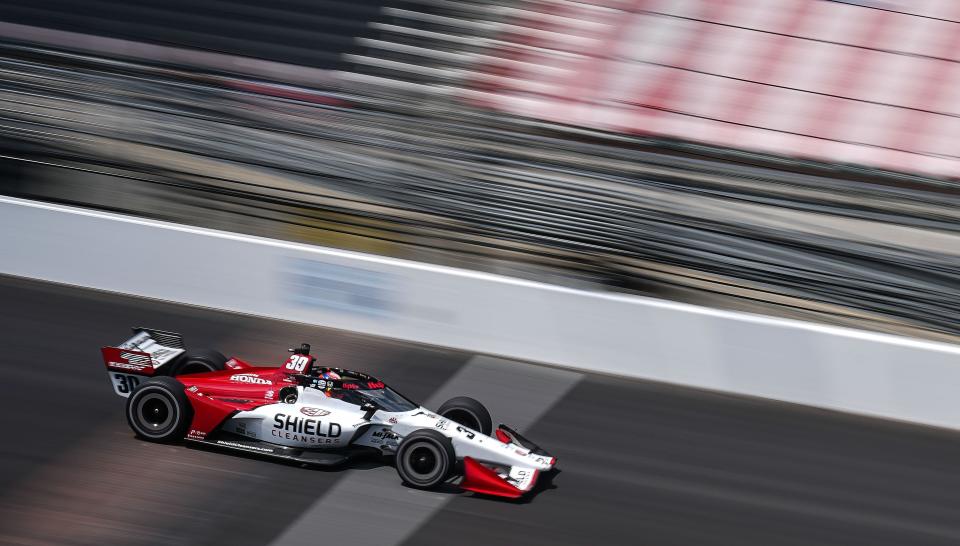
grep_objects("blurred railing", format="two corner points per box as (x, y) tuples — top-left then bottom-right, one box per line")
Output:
(2, 42), (960, 342)
(0, 0), (393, 71)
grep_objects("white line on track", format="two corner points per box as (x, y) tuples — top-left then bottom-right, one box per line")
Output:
(269, 355), (583, 546)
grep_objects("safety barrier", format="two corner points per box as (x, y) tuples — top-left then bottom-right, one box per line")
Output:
(4, 195), (960, 430)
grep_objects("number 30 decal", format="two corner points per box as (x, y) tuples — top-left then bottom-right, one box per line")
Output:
(113, 373), (140, 394)
(285, 354), (310, 372)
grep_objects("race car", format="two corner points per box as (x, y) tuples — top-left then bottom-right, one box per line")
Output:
(101, 327), (556, 498)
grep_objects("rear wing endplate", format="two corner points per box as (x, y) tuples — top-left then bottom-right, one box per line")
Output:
(102, 327), (187, 397)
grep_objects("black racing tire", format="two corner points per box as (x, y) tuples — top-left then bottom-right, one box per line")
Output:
(437, 396), (492, 436)
(395, 429), (457, 489)
(168, 348), (227, 376)
(125, 376), (192, 442)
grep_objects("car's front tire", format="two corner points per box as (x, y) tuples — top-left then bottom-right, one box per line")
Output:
(437, 396), (493, 436)
(125, 376), (192, 442)
(395, 429), (457, 489)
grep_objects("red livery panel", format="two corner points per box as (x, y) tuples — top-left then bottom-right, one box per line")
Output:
(460, 457), (526, 499)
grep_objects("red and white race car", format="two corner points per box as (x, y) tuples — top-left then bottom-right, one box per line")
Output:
(101, 327), (556, 498)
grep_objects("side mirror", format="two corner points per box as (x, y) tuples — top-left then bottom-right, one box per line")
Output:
(279, 387), (298, 404)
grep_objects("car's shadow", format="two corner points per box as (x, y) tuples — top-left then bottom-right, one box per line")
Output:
(181, 440), (389, 472)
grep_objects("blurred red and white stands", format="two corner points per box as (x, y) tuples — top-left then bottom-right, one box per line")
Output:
(458, 0), (960, 178)
(4, 1), (959, 178)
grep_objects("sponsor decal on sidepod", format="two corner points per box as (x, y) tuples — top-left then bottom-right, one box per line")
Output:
(272, 414), (341, 444)
(230, 373), (272, 385)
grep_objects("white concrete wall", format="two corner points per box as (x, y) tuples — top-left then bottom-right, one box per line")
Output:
(4, 196), (960, 429)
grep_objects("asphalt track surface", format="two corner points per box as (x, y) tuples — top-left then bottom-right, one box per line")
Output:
(5, 276), (960, 545)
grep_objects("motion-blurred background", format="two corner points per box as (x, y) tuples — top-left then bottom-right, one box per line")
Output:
(4, 1), (960, 545)
(3, 0), (960, 341)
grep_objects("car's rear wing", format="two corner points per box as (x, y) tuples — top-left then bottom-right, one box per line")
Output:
(101, 327), (186, 397)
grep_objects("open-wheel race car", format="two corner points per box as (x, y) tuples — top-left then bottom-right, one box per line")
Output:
(101, 327), (556, 498)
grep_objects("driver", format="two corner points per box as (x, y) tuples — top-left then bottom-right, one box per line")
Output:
(319, 368), (341, 380)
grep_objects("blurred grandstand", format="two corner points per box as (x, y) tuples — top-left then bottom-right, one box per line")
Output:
(2, 0), (960, 342)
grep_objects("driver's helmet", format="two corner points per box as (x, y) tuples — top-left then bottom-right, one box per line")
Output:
(320, 369), (341, 380)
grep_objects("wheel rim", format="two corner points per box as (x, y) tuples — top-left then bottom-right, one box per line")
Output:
(409, 446), (438, 474)
(402, 442), (444, 483)
(131, 390), (178, 437)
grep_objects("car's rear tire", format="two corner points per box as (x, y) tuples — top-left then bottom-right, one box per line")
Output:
(395, 430), (457, 489)
(168, 348), (227, 376)
(126, 376), (192, 442)
(437, 396), (492, 436)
